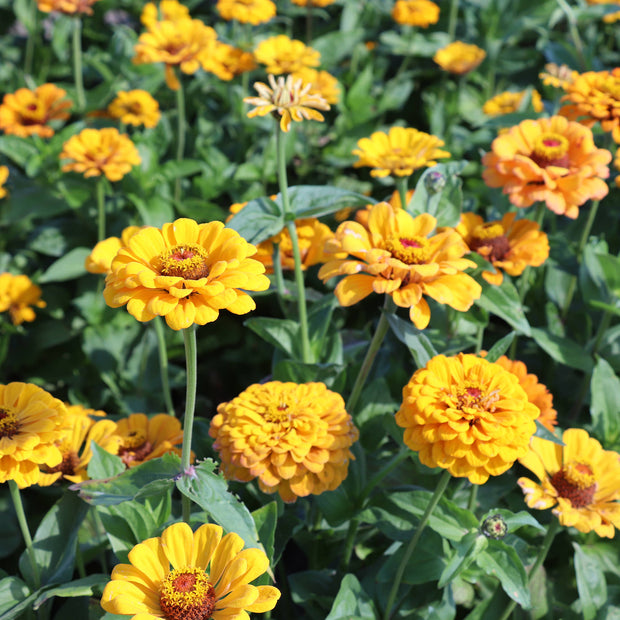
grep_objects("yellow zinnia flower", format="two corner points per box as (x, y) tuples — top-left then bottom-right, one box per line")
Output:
(0, 84), (71, 138)
(433, 41), (486, 75)
(100, 522), (280, 618)
(254, 35), (320, 74)
(210, 42), (257, 80)
(104, 218), (269, 330)
(319, 202), (481, 329)
(482, 90), (544, 116)
(518, 429), (620, 538)
(482, 115), (611, 219)
(107, 90), (161, 129)
(0, 166), (9, 200)
(217, 0), (276, 24)
(396, 353), (540, 485)
(85, 226), (143, 275)
(210, 381), (359, 503)
(352, 126), (450, 178)
(392, 0), (440, 27)
(0, 382), (66, 488)
(452, 211), (549, 285)
(291, 0), (336, 5)
(245, 74), (330, 133)
(37, 0), (100, 14)
(291, 67), (341, 105)
(60, 128), (141, 182)
(141, 0), (190, 28)
(0, 273), (46, 326)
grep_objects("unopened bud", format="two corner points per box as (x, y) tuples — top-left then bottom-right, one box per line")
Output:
(481, 514), (507, 539)
(424, 170), (446, 194)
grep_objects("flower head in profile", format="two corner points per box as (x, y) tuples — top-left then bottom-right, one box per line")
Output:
(482, 116), (611, 219)
(210, 381), (359, 503)
(0, 166), (8, 200)
(0, 273), (46, 326)
(245, 74), (330, 133)
(318, 202), (481, 329)
(0, 382), (67, 488)
(518, 429), (620, 537)
(0, 84), (71, 138)
(101, 522), (280, 619)
(107, 90), (161, 128)
(291, 67), (341, 104)
(433, 41), (486, 74)
(37, 0), (100, 14)
(217, 0), (276, 24)
(392, 0), (440, 27)
(482, 90), (544, 116)
(141, 0), (190, 28)
(85, 226), (143, 275)
(254, 35), (320, 74)
(104, 218), (269, 330)
(396, 353), (539, 484)
(539, 63), (578, 89)
(352, 127), (450, 178)
(61, 128), (141, 182)
(453, 212), (549, 285)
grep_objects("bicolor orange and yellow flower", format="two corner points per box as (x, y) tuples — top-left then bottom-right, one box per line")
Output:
(0, 273), (46, 325)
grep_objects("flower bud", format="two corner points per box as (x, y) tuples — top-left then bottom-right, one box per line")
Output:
(481, 513), (507, 539)
(424, 170), (446, 194)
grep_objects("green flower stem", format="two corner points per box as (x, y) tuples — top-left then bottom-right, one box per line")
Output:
(72, 18), (85, 110)
(305, 1), (314, 44)
(272, 242), (289, 318)
(556, 0), (587, 70)
(153, 317), (175, 417)
(96, 178), (106, 243)
(180, 324), (198, 524)
(396, 177), (409, 211)
(75, 537), (86, 579)
(448, 0), (460, 40)
(174, 75), (186, 207)
(561, 199), (600, 320)
(9, 480), (40, 590)
(497, 518), (560, 620)
(276, 125), (311, 363)
(467, 483), (478, 512)
(24, 0), (38, 77)
(383, 469), (452, 619)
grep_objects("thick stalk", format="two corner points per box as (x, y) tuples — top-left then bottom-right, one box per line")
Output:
(96, 178), (106, 243)
(180, 325), (198, 523)
(383, 469), (452, 619)
(174, 76), (186, 206)
(72, 18), (85, 110)
(153, 317), (175, 416)
(9, 480), (40, 590)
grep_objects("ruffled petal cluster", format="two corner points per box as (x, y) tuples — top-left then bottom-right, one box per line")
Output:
(103, 218), (269, 330)
(318, 202), (481, 329)
(101, 522), (280, 619)
(0, 273), (46, 325)
(392, 0), (440, 27)
(141, 0), (189, 28)
(518, 429), (620, 537)
(254, 35), (321, 75)
(396, 353), (540, 484)
(217, 0), (276, 25)
(433, 41), (486, 74)
(210, 381), (359, 503)
(107, 90), (161, 128)
(482, 115), (611, 219)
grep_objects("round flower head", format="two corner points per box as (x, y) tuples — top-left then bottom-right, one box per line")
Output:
(104, 218), (269, 330)
(392, 0), (440, 27)
(254, 35), (320, 74)
(396, 353), (540, 484)
(453, 211), (549, 285)
(37, 0), (100, 14)
(210, 381), (359, 503)
(0, 383), (67, 488)
(482, 90), (544, 116)
(245, 74), (330, 133)
(141, 0), (190, 28)
(482, 115), (611, 219)
(60, 128), (141, 182)
(291, 67), (341, 105)
(210, 42), (257, 80)
(433, 41), (486, 74)
(0, 273), (46, 326)
(0, 166), (8, 199)
(319, 202), (481, 329)
(100, 521), (280, 619)
(107, 90), (161, 129)
(217, 0), (276, 24)
(518, 429), (620, 537)
(352, 127), (450, 178)
(85, 226), (143, 275)
(0, 84), (71, 138)
(115, 413), (184, 468)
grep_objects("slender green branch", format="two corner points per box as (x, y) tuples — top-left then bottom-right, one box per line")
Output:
(467, 484), (478, 512)
(396, 177), (409, 211)
(24, 0), (38, 77)
(96, 178), (106, 243)
(305, 0), (313, 44)
(556, 0), (587, 70)
(174, 76), (186, 206)
(153, 317), (175, 417)
(181, 325), (198, 524)
(9, 480), (40, 590)
(72, 18), (85, 110)
(447, 0), (460, 40)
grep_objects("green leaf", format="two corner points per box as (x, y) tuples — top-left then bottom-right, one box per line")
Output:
(484, 332), (515, 363)
(286, 185), (373, 220)
(534, 419), (564, 444)
(244, 317), (300, 358)
(226, 196), (284, 245)
(325, 574), (378, 619)
(33, 574), (109, 610)
(590, 356), (620, 445)
(476, 277), (531, 336)
(176, 459), (262, 550)
(156, 159), (207, 181)
(438, 532), (487, 588)
(0, 136), (39, 169)
(573, 542), (607, 620)
(127, 193), (174, 228)
(387, 313), (438, 368)
(345, 64), (377, 124)
(0, 576), (31, 616)
(479, 509), (545, 534)
(476, 539), (531, 609)
(252, 503), (278, 564)
(87, 442), (125, 480)
(39, 248), (90, 283)
(272, 360), (346, 391)
(530, 327), (593, 373)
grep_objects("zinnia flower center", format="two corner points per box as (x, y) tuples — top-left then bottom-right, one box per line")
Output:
(118, 430), (153, 465)
(532, 133), (570, 168)
(46, 451), (80, 476)
(0, 407), (19, 438)
(550, 461), (597, 508)
(453, 383), (500, 415)
(159, 244), (210, 280)
(385, 235), (432, 264)
(264, 401), (292, 424)
(469, 223), (510, 262)
(159, 567), (216, 620)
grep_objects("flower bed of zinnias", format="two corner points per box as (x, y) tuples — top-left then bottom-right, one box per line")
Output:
(2, 0), (620, 618)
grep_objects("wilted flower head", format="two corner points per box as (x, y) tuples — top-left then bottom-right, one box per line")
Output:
(0, 273), (46, 325)
(61, 128), (141, 182)
(396, 353), (540, 484)
(107, 90), (161, 128)
(101, 522), (280, 618)
(217, 0), (276, 24)
(210, 381), (359, 503)
(518, 429), (620, 537)
(0, 84), (71, 138)
(482, 90), (544, 116)
(482, 115), (611, 219)
(244, 74), (330, 132)
(85, 226), (142, 274)
(254, 35), (320, 74)
(392, 0), (440, 27)
(37, 0), (100, 14)
(433, 41), (486, 74)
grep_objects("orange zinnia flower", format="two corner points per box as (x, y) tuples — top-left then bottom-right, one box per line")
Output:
(392, 0), (440, 27)
(318, 202), (481, 329)
(107, 90), (161, 128)
(141, 0), (190, 28)
(0, 273), (46, 326)
(0, 84), (71, 138)
(254, 35), (320, 75)
(453, 212), (549, 285)
(210, 42), (257, 80)
(37, 0), (100, 14)
(433, 41), (486, 74)
(482, 116), (611, 219)
(217, 0), (276, 24)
